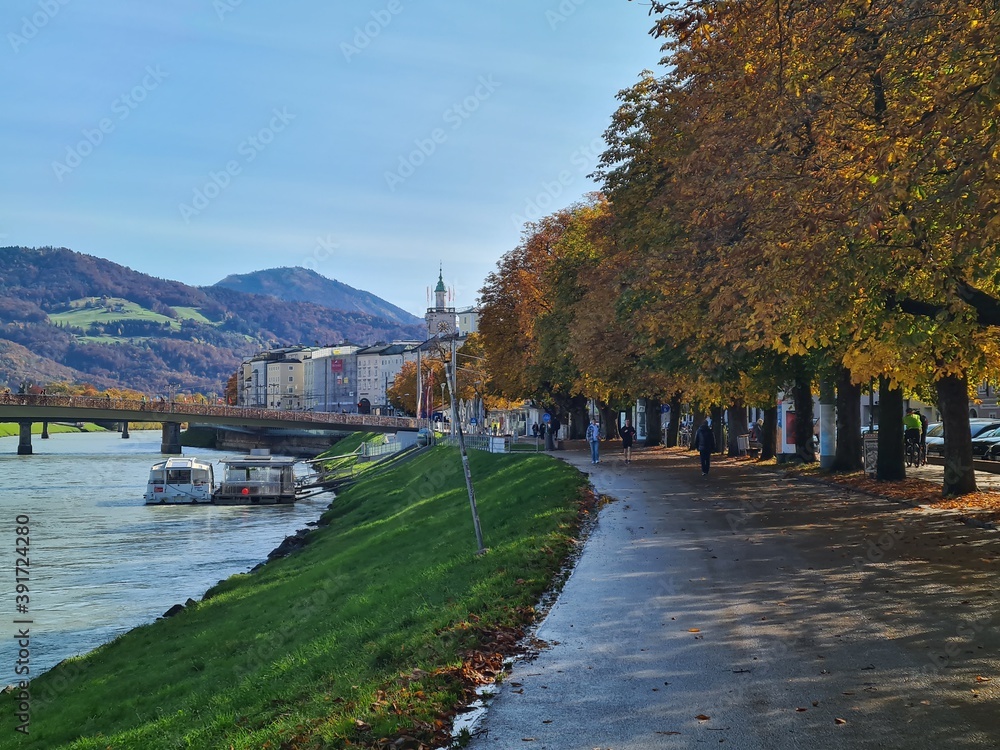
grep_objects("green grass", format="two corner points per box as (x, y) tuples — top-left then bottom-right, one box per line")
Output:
(1, 447), (587, 749)
(0, 422), (106, 438)
(170, 306), (215, 324)
(50, 298), (177, 328)
(49, 298), (218, 333)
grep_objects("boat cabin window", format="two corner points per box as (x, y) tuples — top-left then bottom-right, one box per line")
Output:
(191, 468), (212, 484)
(166, 469), (192, 483)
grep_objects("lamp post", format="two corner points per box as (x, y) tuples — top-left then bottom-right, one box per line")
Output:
(474, 380), (483, 435)
(441, 383), (446, 424)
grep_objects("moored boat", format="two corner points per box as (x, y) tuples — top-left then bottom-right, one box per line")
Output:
(212, 450), (299, 505)
(144, 457), (215, 504)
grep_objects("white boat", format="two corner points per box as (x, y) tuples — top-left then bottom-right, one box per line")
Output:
(144, 457), (216, 504)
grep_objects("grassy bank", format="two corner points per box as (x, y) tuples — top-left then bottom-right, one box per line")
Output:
(3, 446), (589, 749)
(0, 422), (106, 438)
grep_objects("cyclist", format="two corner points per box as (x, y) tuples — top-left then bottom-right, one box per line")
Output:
(903, 408), (922, 464)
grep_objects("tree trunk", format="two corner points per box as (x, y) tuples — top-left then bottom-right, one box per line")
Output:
(568, 396), (589, 439)
(937, 372), (977, 496)
(727, 398), (749, 456)
(644, 398), (663, 447)
(876, 377), (905, 481)
(711, 405), (725, 454)
(791, 378), (816, 463)
(666, 391), (682, 447)
(601, 404), (619, 440)
(760, 405), (777, 460)
(832, 366), (863, 472)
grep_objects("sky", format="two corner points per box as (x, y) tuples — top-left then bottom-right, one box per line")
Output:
(2, 1), (663, 318)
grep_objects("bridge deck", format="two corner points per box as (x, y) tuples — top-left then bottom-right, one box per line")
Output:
(0, 394), (419, 433)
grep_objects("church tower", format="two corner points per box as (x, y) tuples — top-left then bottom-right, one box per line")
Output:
(425, 264), (456, 337)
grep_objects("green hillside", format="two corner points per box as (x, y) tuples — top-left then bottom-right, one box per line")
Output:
(0, 447), (589, 749)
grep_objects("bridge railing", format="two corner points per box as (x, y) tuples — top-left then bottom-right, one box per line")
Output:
(0, 393), (419, 430)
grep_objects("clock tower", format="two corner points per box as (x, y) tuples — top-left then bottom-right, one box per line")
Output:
(425, 265), (456, 337)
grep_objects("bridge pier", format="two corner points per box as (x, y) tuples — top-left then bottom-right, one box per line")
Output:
(41, 421), (49, 439)
(17, 422), (32, 455)
(121, 421), (130, 439)
(160, 422), (181, 454)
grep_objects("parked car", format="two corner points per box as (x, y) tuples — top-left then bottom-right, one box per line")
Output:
(925, 419), (1000, 457)
(970, 425), (1000, 458)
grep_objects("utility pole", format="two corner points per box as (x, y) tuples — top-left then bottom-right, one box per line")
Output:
(445, 344), (485, 554)
(416, 346), (423, 423)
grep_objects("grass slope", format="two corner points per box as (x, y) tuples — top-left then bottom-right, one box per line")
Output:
(3, 447), (588, 749)
(0, 422), (106, 438)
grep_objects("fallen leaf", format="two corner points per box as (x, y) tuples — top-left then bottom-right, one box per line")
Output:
(796, 708), (808, 712)
(354, 719), (371, 731)
(656, 731), (683, 735)
(696, 714), (711, 721)
(812, 701), (819, 707)
(688, 628), (701, 633)
(976, 676), (991, 682)
(920, 700), (931, 705)
(835, 718), (847, 725)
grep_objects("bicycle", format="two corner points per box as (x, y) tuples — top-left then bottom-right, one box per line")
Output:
(904, 434), (921, 468)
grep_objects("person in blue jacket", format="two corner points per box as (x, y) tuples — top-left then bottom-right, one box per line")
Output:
(586, 417), (601, 464)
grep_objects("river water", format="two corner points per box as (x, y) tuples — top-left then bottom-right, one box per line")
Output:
(0, 429), (332, 686)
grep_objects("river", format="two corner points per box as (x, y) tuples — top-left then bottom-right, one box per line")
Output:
(0, 429), (333, 686)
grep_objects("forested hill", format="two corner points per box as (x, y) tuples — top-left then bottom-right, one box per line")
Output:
(214, 267), (423, 326)
(0, 246), (426, 394)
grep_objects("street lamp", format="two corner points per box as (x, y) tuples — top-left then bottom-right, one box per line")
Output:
(441, 383), (446, 421)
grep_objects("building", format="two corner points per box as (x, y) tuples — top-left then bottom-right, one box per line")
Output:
(356, 341), (421, 414)
(239, 347), (314, 408)
(303, 344), (360, 412)
(425, 266), (456, 338)
(456, 306), (480, 336)
(266, 356), (307, 409)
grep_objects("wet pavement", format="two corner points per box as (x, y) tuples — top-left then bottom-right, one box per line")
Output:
(466, 445), (1000, 749)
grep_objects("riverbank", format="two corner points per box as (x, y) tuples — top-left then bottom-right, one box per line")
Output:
(1, 446), (590, 749)
(0, 422), (106, 438)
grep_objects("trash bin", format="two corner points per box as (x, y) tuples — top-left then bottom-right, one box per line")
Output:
(863, 432), (878, 477)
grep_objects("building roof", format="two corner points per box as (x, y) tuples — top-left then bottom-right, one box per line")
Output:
(435, 266), (446, 293)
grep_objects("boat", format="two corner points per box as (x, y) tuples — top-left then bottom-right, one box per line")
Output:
(212, 449), (299, 505)
(144, 457), (216, 504)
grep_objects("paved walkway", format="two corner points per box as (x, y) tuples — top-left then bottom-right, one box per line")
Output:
(466, 444), (1000, 749)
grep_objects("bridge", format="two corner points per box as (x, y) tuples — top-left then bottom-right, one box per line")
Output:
(0, 393), (419, 455)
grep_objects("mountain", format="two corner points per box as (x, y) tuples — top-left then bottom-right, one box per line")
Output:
(0, 247), (427, 394)
(214, 267), (423, 326)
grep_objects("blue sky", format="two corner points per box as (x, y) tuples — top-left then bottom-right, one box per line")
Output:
(2, 1), (662, 317)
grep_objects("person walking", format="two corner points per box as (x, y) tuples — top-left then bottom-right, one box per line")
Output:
(694, 418), (716, 475)
(620, 417), (637, 464)
(586, 417), (601, 464)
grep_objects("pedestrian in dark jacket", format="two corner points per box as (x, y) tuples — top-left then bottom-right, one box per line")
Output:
(694, 418), (716, 475)
(620, 418), (637, 464)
